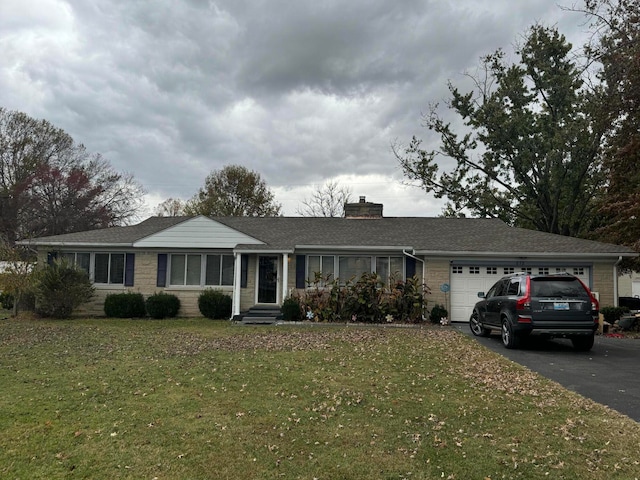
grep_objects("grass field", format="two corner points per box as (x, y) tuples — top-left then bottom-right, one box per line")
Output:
(1, 317), (639, 479)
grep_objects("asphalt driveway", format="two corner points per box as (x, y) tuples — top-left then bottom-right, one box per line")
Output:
(455, 323), (640, 423)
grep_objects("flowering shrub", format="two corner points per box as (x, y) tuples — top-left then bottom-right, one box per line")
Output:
(299, 272), (429, 323)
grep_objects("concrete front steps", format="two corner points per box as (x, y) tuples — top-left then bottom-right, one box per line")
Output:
(236, 305), (283, 324)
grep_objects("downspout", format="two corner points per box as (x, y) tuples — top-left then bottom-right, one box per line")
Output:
(613, 256), (623, 307)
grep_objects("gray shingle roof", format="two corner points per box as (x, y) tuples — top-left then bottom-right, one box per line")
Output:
(19, 216), (636, 257)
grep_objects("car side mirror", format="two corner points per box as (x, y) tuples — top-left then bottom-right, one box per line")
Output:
(477, 291), (485, 298)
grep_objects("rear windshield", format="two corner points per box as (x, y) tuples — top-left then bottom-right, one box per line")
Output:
(530, 278), (590, 298)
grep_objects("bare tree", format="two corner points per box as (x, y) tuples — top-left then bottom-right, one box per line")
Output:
(155, 197), (186, 216)
(296, 180), (353, 217)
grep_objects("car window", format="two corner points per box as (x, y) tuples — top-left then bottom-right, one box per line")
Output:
(490, 280), (510, 298)
(530, 278), (589, 298)
(486, 281), (503, 299)
(506, 279), (520, 296)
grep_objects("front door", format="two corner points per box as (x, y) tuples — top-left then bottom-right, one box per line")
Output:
(258, 256), (278, 303)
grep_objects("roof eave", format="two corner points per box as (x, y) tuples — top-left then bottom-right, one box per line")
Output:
(295, 245), (414, 251)
(17, 240), (134, 248)
(414, 250), (637, 258)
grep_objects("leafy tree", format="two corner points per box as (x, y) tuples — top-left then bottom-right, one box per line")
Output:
(154, 197), (186, 216)
(395, 26), (606, 237)
(296, 180), (353, 217)
(185, 165), (281, 217)
(0, 108), (145, 244)
(577, 0), (640, 256)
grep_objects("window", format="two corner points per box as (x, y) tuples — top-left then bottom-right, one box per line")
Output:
(573, 267), (585, 276)
(307, 255), (335, 285)
(205, 255), (234, 286)
(506, 280), (520, 295)
(61, 252), (90, 276)
(376, 256), (404, 284)
(556, 267), (567, 273)
(538, 267), (549, 275)
(487, 267), (497, 275)
(504, 267), (515, 275)
(469, 267), (480, 274)
(95, 253), (125, 284)
(339, 256), (372, 283)
(171, 254), (234, 287)
(522, 267), (532, 274)
(452, 266), (463, 274)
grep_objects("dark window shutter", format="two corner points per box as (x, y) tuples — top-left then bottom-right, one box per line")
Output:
(124, 253), (135, 286)
(241, 255), (248, 288)
(406, 257), (416, 279)
(47, 251), (58, 265)
(295, 255), (306, 288)
(157, 254), (167, 287)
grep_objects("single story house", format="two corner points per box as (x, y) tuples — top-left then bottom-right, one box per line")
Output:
(17, 198), (637, 321)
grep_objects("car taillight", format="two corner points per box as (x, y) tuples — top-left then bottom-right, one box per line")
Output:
(516, 276), (531, 310)
(516, 296), (530, 310)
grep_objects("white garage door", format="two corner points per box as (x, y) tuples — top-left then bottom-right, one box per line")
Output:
(449, 265), (591, 322)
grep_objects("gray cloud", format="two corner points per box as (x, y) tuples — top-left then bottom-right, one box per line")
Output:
(0, 0), (588, 218)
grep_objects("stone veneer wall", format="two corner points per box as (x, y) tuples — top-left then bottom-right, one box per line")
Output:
(71, 251), (237, 317)
(591, 261), (615, 307)
(423, 258), (450, 315)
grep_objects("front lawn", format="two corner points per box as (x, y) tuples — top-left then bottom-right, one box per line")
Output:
(1, 318), (638, 479)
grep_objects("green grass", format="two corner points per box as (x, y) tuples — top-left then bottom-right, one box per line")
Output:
(1, 318), (639, 479)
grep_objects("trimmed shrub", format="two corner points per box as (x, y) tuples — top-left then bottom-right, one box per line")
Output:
(600, 306), (630, 324)
(104, 292), (146, 318)
(198, 289), (232, 319)
(145, 293), (180, 319)
(281, 296), (302, 321)
(0, 291), (14, 310)
(429, 304), (448, 324)
(34, 259), (94, 319)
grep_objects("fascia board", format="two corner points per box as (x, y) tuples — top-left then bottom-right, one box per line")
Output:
(414, 250), (637, 258)
(295, 245), (414, 252)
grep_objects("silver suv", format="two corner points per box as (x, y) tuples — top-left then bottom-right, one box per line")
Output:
(469, 272), (599, 351)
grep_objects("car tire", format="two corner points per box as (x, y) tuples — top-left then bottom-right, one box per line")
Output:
(469, 311), (490, 337)
(501, 319), (520, 349)
(571, 335), (595, 352)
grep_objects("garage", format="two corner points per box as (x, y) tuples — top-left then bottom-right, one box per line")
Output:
(449, 263), (591, 322)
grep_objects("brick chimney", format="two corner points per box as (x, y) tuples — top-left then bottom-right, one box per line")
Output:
(344, 196), (383, 218)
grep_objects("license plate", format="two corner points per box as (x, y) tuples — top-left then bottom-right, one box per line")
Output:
(554, 302), (570, 310)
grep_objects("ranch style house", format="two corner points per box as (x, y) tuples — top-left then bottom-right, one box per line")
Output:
(18, 197), (637, 322)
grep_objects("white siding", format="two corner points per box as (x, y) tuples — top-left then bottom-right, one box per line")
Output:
(134, 216), (264, 249)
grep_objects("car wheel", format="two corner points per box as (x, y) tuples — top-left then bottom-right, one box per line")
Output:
(469, 311), (490, 337)
(571, 335), (595, 352)
(501, 319), (520, 349)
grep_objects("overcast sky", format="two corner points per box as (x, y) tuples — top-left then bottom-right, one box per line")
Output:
(0, 0), (591, 219)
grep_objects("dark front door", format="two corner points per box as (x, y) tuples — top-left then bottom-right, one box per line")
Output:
(258, 256), (278, 303)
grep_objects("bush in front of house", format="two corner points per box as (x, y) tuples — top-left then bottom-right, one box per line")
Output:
(104, 292), (146, 318)
(600, 306), (630, 324)
(299, 273), (429, 323)
(145, 292), (181, 319)
(281, 296), (302, 321)
(428, 304), (448, 324)
(198, 289), (232, 319)
(34, 259), (95, 319)
(0, 291), (14, 310)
